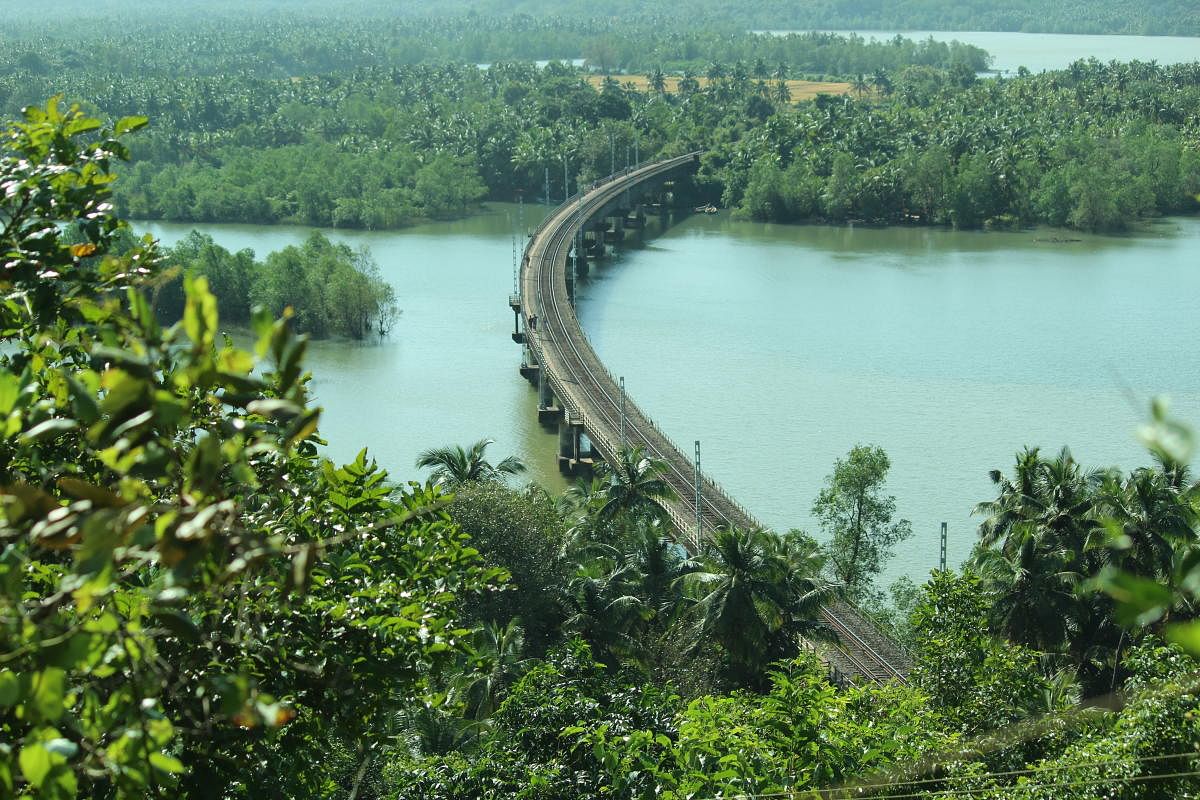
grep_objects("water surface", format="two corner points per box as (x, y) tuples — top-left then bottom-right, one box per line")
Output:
(578, 215), (1200, 584)
(771, 29), (1200, 73)
(139, 206), (566, 492)
(141, 211), (1200, 587)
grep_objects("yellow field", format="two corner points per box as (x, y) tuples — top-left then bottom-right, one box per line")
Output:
(585, 74), (853, 100)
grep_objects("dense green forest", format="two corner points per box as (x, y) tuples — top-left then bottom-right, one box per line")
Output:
(3, 98), (1200, 798)
(0, 15), (989, 78)
(6, 58), (1197, 233)
(5, 0), (1200, 36)
(3, 3), (1200, 796)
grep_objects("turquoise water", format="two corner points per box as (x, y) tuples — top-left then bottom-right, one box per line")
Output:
(140, 212), (1200, 585)
(771, 30), (1200, 73)
(577, 216), (1200, 583)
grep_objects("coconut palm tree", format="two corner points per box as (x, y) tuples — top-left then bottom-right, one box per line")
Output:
(971, 447), (1128, 691)
(772, 79), (792, 105)
(622, 522), (688, 617)
(453, 620), (531, 720)
(675, 527), (838, 682)
(1094, 461), (1195, 586)
(872, 68), (894, 96)
(396, 701), (483, 758)
(561, 558), (650, 665)
(648, 67), (667, 95)
(415, 438), (526, 486)
(594, 445), (676, 524)
(678, 70), (700, 96)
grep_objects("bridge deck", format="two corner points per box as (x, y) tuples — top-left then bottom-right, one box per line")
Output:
(519, 153), (910, 684)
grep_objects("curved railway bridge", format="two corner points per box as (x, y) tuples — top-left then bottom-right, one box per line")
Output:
(510, 152), (910, 684)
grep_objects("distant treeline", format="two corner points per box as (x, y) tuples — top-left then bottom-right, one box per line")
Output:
(727, 64), (1200, 231)
(4, 0), (1199, 37)
(0, 16), (989, 79)
(2, 17), (1197, 234)
(421, 0), (1200, 37)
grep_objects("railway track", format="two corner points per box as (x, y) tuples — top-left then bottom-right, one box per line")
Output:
(518, 153), (910, 684)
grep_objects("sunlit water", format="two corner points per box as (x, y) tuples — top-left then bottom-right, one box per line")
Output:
(578, 215), (1200, 584)
(138, 206), (566, 494)
(140, 211), (1200, 585)
(766, 30), (1200, 73)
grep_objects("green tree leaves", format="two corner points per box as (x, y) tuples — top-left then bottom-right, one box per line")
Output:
(0, 101), (495, 798)
(813, 445), (912, 603)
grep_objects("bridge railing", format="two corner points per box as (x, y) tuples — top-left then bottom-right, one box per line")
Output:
(522, 152), (770, 539)
(520, 155), (910, 683)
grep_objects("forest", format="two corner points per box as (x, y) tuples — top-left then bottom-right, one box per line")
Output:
(2, 100), (1200, 799)
(3, 2), (1200, 797)
(5, 0), (1200, 37)
(2, 28), (1197, 233)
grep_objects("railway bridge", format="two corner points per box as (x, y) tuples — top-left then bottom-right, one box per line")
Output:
(509, 152), (910, 684)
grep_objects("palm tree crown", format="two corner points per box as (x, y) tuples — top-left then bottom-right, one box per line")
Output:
(415, 438), (526, 486)
(595, 445), (677, 523)
(676, 527), (838, 682)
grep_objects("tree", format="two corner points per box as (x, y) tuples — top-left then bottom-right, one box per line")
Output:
(453, 621), (532, 720)
(594, 445), (676, 524)
(0, 99), (495, 798)
(415, 438), (526, 486)
(822, 151), (859, 222)
(972, 447), (1100, 653)
(448, 481), (568, 653)
(812, 445), (912, 601)
(561, 557), (651, 666)
(648, 67), (667, 95)
(910, 571), (1047, 733)
(872, 68), (893, 96)
(851, 73), (871, 98)
(772, 79), (792, 105)
(676, 527), (837, 684)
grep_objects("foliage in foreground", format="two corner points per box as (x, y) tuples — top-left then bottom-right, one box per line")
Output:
(0, 101), (497, 798)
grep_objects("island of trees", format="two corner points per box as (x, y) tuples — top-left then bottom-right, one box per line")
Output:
(2, 100), (1200, 800)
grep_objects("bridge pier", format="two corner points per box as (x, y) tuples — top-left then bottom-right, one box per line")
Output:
(604, 214), (626, 244)
(520, 343), (539, 384)
(538, 372), (561, 424)
(625, 205), (646, 229)
(586, 230), (605, 258)
(557, 417), (594, 476)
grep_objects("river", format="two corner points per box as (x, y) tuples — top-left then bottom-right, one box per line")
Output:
(139, 210), (1200, 586)
(769, 30), (1200, 74)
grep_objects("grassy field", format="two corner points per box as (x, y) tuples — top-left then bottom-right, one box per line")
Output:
(585, 74), (853, 99)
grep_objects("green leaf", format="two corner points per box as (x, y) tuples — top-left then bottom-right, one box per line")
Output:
(1167, 621), (1200, 657)
(29, 668), (66, 723)
(149, 752), (185, 774)
(19, 743), (51, 788)
(19, 418), (78, 445)
(0, 670), (19, 706)
(1095, 569), (1172, 627)
(114, 115), (149, 136)
(0, 373), (21, 416)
